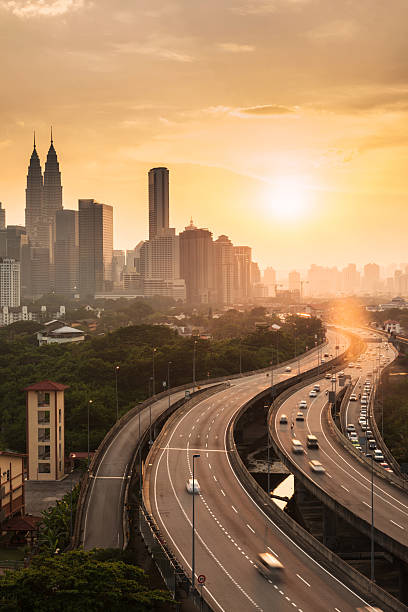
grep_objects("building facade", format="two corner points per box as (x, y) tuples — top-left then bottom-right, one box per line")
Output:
(214, 235), (235, 305)
(0, 258), (20, 307)
(0, 451), (25, 524)
(25, 381), (68, 481)
(148, 167), (169, 240)
(79, 199), (113, 297)
(55, 209), (79, 296)
(180, 220), (215, 304)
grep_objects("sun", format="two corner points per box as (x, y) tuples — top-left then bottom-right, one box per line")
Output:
(264, 176), (311, 221)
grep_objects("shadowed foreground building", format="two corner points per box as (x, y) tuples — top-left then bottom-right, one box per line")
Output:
(179, 219), (215, 304)
(55, 209), (79, 296)
(79, 199), (113, 298)
(25, 381), (68, 481)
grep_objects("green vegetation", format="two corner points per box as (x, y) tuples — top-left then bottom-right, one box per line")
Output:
(377, 362), (408, 465)
(0, 549), (173, 611)
(0, 311), (323, 455)
(38, 485), (79, 554)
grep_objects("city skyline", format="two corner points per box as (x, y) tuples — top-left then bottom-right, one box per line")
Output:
(2, 1), (408, 268)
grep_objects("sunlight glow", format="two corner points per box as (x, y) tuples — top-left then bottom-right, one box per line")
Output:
(266, 176), (311, 221)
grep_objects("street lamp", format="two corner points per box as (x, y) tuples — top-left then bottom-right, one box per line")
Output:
(152, 348), (157, 396)
(193, 340), (197, 392)
(115, 365), (120, 422)
(371, 453), (375, 582)
(149, 377), (153, 445)
(87, 399), (92, 468)
(239, 339), (242, 376)
(167, 361), (172, 409)
(192, 454), (200, 591)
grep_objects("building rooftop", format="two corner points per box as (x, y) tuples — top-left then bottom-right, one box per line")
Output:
(50, 326), (84, 335)
(23, 380), (69, 392)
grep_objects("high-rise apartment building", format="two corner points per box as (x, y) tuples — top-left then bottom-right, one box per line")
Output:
(214, 235), (235, 305)
(140, 228), (181, 280)
(112, 249), (125, 287)
(0, 203), (5, 230)
(363, 263), (380, 294)
(234, 246), (252, 301)
(30, 247), (51, 299)
(0, 258), (21, 307)
(79, 199), (113, 297)
(288, 270), (301, 292)
(180, 219), (215, 304)
(341, 263), (360, 294)
(55, 210), (79, 296)
(148, 167), (169, 240)
(263, 267), (276, 296)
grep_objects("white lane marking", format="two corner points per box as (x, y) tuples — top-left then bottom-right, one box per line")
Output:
(296, 574), (310, 587)
(390, 520), (405, 530)
(326, 473), (333, 478)
(363, 502), (371, 508)
(341, 485), (349, 493)
(209, 463), (212, 470)
(335, 608), (342, 612)
(231, 505), (238, 513)
(246, 523), (255, 533)
(213, 475), (218, 482)
(267, 546), (279, 557)
(221, 489), (226, 496)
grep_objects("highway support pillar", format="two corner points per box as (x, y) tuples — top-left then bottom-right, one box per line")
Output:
(323, 506), (338, 551)
(398, 559), (408, 605)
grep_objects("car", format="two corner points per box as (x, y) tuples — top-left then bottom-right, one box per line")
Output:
(309, 460), (325, 473)
(299, 400), (307, 409)
(366, 430), (373, 438)
(346, 424), (356, 433)
(380, 462), (389, 469)
(349, 432), (358, 440)
(351, 439), (359, 446)
(256, 552), (284, 579)
(279, 414), (288, 424)
(355, 445), (363, 451)
(348, 363), (354, 368)
(285, 366), (292, 372)
(186, 478), (200, 494)
(361, 394), (368, 401)
(306, 434), (319, 449)
(296, 412), (305, 421)
(350, 394), (357, 401)
(331, 376), (336, 382)
(321, 358), (326, 364)
(374, 450), (384, 462)
(360, 424), (368, 431)
(368, 440), (377, 450)
(324, 352), (329, 358)
(292, 439), (304, 453)
(309, 390), (317, 398)
(325, 373), (332, 379)
(356, 365), (362, 369)
(313, 384), (320, 392)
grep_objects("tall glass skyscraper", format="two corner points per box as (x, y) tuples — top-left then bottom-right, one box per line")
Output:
(148, 167), (169, 240)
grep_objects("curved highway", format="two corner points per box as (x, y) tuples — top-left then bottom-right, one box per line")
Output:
(271, 332), (408, 556)
(143, 333), (376, 612)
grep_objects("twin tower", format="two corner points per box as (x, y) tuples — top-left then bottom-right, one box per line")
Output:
(25, 131), (62, 255)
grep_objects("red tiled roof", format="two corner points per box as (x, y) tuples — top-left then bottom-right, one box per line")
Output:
(3, 515), (41, 531)
(23, 380), (69, 392)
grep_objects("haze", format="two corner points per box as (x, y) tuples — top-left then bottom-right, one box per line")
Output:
(2, 0), (408, 268)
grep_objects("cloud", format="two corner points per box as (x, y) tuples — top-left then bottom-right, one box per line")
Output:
(217, 42), (255, 53)
(2, 0), (85, 17)
(232, 0), (310, 15)
(237, 104), (298, 116)
(112, 41), (194, 63)
(307, 20), (359, 41)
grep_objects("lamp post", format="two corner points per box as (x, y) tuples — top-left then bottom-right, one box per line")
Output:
(167, 361), (172, 409)
(239, 339), (242, 376)
(115, 365), (120, 421)
(193, 340), (197, 392)
(149, 377), (153, 445)
(371, 453), (375, 582)
(192, 453), (200, 591)
(87, 399), (92, 468)
(152, 348), (157, 396)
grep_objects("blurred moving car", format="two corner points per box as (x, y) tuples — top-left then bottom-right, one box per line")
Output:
(296, 412), (305, 421)
(285, 366), (292, 372)
(279, 414), (288, 424)
(292, 439), (304, 454)
(256, 552), (284, 579)
(309, 460), (325, 473)
(186, 478), (200, 494)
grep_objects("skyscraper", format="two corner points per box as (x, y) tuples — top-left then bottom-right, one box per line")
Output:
(148, 167), (169, 240)
(0, 258), (21, 307)
(0, 203), (5, 230)
(79, 199), (113, 297)
(43, 130), (63, 261)
(55, 210), (79, 296)
(234, 246), (252, 301)
(214, 235), (235, 305)
(180, 219), (215, 304)
(25, 135), (49, 249)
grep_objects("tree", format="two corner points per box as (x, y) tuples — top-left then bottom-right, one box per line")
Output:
(0, 550), (173, 611)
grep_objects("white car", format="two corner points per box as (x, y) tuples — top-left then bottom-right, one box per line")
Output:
(309, 460), (325, 473)
(313, 384), (320, 392)
(309, 390), (317, 398)
(186, 478), (200, 494)
(285, 366), (291, 372)
(279, 414), (288, 424)
(296, 412), (305, 421)
(299, 400), (308, 409)
(350, 394), (357, 401)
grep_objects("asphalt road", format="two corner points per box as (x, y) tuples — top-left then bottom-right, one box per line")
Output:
(144, 332), (373, 612)
(272, 333), (408, 552)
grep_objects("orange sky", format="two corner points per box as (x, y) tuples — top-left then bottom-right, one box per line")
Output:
(1, 0), (408, 269)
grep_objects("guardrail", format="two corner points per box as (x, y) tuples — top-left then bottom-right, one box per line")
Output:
(72, 337), (331, 548)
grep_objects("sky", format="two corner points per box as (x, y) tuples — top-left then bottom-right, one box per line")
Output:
(1, 0), (408, 270)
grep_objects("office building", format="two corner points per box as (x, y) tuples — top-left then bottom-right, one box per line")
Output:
(180, 219), (215, 304)
(25, 136), (50, 250)
(79, 199), (113, 297)
(263, 267), (276, 296)
(214, 235), (235, 305)
(30, 247), (51, 299)
(140, 228), (180, 280)
(55, 210), (79, 296)
(25, 380), (68, 480)
(363, 263), (380, 294)
(112, 250), (125, 287)
(234, 246), (251, 301)
(148, 167), (169, 240)
(0, 258), (20, 307)
(341, 263), (360, 294)
(288, 270), (301, 292)
(0, 203), (5, 230)
(43, 131), (63, 261)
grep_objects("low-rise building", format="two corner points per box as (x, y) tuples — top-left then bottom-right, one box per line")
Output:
(0, 451), (25, 523)
(37, 323), (85, 346)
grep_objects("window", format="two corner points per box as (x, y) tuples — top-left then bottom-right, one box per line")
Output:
(38, 445), (50, 460)
(38, 463), (50, 474)
(38, 411), (50, 425)
(59, 426), (61, 439)
(38, 428), (50, 442)
(59, 409), (61, 424)
(37, 392), (50, 407)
